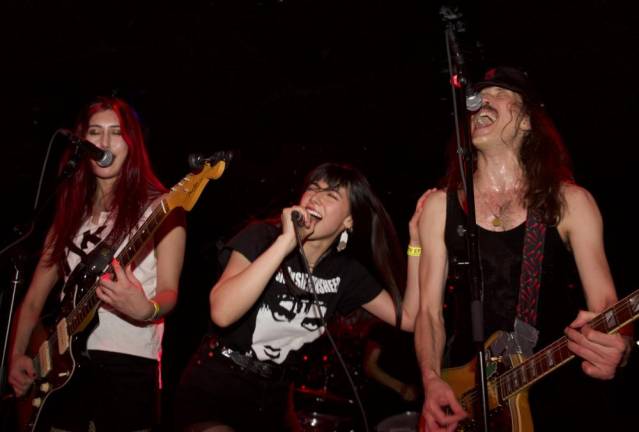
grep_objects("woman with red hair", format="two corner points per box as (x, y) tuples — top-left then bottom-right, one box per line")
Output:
(9, 97), (186, 431)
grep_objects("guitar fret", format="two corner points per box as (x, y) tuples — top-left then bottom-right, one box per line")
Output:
(603, 310), (618, 332)
(22, 163), (229, 426)
(495, 289), (639, 403)
(630, 294), (639, 314)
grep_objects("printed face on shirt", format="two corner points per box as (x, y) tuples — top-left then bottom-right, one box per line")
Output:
(85, 109), (129, 180)
(252, 292), (328, 364)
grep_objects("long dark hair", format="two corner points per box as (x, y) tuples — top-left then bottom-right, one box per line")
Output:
(445, 97), (573, 225)
(302, 162), (405, 326)
(47, 96), (166, 265)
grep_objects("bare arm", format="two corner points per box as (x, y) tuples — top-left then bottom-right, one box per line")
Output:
(97, 209), (187, 321)
(363, 343), (419, 401)
(210, 207), (307, 327)
(149, 209), (186, 317)
(362, 190), (435, 331)
(9, 234), (60, 396)
(415, 190), (466, 431)
(560, 184), (629, 378)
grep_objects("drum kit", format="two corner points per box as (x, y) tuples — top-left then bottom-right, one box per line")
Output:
(294, 386), (356, 432)
(293, 312), (420, 432)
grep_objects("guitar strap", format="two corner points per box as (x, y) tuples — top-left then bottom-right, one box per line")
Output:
(515, 209), (547, 327)
(491, 211), (547, 359)
(60, 219), (123, 301)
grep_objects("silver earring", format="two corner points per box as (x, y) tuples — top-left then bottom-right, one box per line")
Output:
(337, 230), (349, 252)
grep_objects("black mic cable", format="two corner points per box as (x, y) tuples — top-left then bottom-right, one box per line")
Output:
(290, 212), (370, 432)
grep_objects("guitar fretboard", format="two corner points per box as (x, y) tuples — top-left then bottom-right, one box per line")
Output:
(498, 289), (639, 399)
(64, 200), (170, 335)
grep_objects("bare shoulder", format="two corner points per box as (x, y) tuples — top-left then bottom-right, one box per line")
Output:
(558, 183), (603, 240)
(561, 183), (599, 214)
(422, 188), (447, 213)
(418, 188), (447, 234)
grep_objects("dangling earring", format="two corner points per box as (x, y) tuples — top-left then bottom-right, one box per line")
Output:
(337, 229), (349, 252)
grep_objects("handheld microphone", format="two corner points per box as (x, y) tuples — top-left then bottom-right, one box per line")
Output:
(59, 129), (114, 168)
(291, 211), (305, 228)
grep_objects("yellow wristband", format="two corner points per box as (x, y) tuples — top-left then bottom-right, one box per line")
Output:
(407, 245), (422, 257)
(146, 300), (161, 322)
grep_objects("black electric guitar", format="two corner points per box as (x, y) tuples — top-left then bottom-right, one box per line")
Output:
(443, 288), (638, 432)
(16, 159), (228, 432)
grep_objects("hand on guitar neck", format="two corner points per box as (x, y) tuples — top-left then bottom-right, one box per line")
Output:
(565, 309), (631, 380)
(96, 258), (156, 322)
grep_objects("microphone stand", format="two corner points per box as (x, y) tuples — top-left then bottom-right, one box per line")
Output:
(0, 149), (84, 403)
(441, 7), (489, 432)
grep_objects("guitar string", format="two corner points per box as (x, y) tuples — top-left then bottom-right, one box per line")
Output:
(39, 204), (166, 361)
(460, 299), (635, 407)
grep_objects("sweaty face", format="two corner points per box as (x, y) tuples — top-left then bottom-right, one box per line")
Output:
(85, 109), (129, 179)
(299, 180), (352, 241)
(471, 86), (530, 148)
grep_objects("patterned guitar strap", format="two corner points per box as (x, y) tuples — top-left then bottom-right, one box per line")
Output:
(512, 209), (547, 356)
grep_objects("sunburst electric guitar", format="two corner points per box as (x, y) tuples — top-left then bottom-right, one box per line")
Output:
(16, 159), (228, 432)
(443, 289), (638, 432)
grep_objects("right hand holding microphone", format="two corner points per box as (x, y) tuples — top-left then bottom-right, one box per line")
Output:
(281, 206), (314, 249)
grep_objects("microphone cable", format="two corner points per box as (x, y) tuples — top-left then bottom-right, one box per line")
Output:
(292, 218), (370, 432)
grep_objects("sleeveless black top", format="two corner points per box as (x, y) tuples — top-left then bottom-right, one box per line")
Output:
(443, 190), (582, 367)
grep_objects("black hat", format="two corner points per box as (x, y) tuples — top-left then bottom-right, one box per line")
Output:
(475, 66), (542, 105)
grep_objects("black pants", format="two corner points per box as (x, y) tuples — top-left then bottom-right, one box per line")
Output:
(40, 350), (160, 432)
(174, 338), (297, 432)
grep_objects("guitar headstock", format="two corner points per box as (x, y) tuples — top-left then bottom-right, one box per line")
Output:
(165, 160), (227, 212)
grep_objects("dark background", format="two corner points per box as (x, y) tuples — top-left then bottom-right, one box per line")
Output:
(1, 0), (637, 429)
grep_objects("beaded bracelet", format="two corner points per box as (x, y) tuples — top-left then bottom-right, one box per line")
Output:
(407, 245), (422, 257)
(146, 299), (161, 322)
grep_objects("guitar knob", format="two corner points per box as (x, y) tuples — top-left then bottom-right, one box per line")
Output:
(32, 397), (42, 408)
(40, 382), (51, 393)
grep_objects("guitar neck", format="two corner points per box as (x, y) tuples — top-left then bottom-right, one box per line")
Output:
(499, 288), (639, 399)
(65, 200), (170, 335)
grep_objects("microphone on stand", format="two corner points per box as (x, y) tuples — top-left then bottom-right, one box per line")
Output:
(445, 12), (482, 112)
(59, 129), (114, 168)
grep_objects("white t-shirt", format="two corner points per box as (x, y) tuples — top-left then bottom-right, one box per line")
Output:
(63, 206), (163, 361)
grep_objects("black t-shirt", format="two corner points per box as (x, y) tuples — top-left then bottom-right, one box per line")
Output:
(216, 222), (383, 366)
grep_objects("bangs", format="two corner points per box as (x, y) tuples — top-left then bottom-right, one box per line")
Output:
(304, 163), (357, 192)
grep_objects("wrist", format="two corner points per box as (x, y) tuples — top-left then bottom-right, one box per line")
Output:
(144, 299), (161, 322)
(407, 245), (422, 257)
(275, 233), (297, 253)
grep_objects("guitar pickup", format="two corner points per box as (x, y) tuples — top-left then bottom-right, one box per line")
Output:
(56, 318), (70, 355)
(37, 341), (52, 377)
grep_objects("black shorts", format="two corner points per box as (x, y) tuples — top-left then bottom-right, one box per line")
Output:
(40, 350), (160, 431)
(173, 338), (297, 432)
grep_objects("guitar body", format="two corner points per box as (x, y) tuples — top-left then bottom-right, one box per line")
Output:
(442, 331), (533, 432)
(12, 159), (229, 432)
(16, 264), (101, 432)
(441, 288), (639, 432)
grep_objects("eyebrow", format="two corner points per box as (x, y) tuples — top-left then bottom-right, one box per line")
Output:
(311, 181), (341, 192)
(88, 124), (121, 129)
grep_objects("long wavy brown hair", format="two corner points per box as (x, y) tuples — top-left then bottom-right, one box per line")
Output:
(47, 96), (166, 265)
(445, 96), (574, 225)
